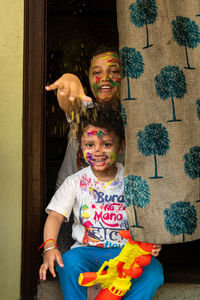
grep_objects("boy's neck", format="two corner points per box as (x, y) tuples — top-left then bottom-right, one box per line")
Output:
(91, 164), (118, 182)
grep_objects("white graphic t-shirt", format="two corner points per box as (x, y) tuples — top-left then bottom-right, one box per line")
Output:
(46, 163), (129, 249)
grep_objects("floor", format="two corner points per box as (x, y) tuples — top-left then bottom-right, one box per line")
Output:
(37, 280), (200, 300)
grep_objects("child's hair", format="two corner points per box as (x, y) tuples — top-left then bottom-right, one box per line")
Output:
(77, 106), (125, 143)
(87, 45), (119, 70)
(90, 45), (119, 59)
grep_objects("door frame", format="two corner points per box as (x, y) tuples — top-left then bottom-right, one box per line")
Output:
(22, 0), (47, 299)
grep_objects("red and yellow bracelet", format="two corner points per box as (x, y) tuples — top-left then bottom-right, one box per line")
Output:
(38, 239), (58, 251)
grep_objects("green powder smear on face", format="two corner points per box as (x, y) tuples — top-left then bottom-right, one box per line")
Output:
(97, 130), (105, 138)
(109, 152), (117, 162)
(110, 79), (119, 87)
(112, 53), (119, 58)
(93, 82), (100, 97)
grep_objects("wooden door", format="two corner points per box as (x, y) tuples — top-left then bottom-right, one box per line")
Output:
(22, 1), (47, 299)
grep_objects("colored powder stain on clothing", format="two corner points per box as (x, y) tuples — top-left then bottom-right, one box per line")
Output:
(80, 174), (92, 189)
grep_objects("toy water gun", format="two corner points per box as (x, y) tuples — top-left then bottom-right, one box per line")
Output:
(78, 230), (153, 300)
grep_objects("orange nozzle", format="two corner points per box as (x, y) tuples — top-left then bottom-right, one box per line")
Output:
(79, 272), (97, 286)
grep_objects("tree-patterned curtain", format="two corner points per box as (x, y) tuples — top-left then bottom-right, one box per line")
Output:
(117, 0), (200, 244)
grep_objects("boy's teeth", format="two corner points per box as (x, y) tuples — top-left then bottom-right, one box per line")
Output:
(101, 86), (111, 89)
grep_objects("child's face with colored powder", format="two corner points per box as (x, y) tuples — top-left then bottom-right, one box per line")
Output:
(89, 52), (121, 104)
(81, 124), (123, 177)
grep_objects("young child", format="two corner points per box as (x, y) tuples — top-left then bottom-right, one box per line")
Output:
(39, 106), (164, 300)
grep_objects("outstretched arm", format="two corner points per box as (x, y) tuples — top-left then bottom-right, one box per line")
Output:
(39, 211), (64, 280)
(46, 73), (92, 116)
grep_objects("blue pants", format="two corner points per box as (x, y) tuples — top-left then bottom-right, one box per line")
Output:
(56, 246), (164, 300)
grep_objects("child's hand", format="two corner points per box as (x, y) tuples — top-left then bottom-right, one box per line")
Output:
(151, 244), (162, 257)
(39, 248), (64, 281)
(45, 74), (92, 115)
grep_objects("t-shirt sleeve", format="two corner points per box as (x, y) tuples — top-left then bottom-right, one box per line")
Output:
(46, 176), (77, 222)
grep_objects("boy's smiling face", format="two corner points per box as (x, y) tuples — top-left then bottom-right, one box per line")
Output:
(89, 52), (121, 104)
(81, 124), (124, 178)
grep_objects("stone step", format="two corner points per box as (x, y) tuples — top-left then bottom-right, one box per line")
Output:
(37, 280), (200, 300)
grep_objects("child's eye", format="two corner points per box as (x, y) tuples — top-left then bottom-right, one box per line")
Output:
(111, 68), (120, 74)
(93, 71), (101, 75)
(86, 143), (93, 148)
(111, 70), (120, 74)
(104, 143), (112, 147)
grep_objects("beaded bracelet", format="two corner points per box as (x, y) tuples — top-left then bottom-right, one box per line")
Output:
(42, 246), (57, 257)
(38, 239), (58, 251)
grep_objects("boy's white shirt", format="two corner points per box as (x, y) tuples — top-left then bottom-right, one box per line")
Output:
(46, 163), (129, 249)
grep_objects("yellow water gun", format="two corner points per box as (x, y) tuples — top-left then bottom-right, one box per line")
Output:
(78, 230), (153, 299)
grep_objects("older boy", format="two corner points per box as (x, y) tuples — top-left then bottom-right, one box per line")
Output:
(48, 48), (123, 188)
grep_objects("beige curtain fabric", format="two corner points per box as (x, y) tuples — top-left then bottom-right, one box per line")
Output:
(117, 0), (200, 244)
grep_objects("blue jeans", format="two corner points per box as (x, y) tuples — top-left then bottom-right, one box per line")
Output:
(56, 246), (164, 300)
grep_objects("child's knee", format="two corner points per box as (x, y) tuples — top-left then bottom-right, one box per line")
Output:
(146, 258), (164, 287)
(62, 250), (76, 266)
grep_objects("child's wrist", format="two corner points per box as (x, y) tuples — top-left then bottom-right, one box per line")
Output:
(42, 246), (58, 257)
(38, 239), (58, 251)
(44, 241), (56, 249)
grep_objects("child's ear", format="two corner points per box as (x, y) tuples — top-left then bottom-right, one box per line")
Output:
(118, 139), (126, 155)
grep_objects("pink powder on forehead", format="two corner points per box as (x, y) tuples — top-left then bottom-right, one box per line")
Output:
(87, 130), (98, 136)
(87, 130), (106, 138)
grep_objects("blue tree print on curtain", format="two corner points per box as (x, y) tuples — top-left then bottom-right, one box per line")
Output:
(120, 46), (144, 100)
(155, 65), (187, 122)
(137, 123), (170, 179)
(183, 146), (200, 202)
(171, 16), (200, 70)
(129, 0), (158, 49)
(164, 202), (197, 242)
(124, 175), (150, 228)
(196, 99), (200, 119)
(121, 104), (127, 127)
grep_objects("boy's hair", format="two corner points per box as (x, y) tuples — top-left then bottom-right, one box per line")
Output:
(90, 45), (119, 59)
(77, 106), (125, 143)
(87, 45), (119, 70)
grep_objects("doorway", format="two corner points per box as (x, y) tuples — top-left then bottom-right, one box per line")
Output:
(22, 1), (200, 299)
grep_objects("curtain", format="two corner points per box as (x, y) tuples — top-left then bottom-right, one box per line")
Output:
(117, 0), (200, 243)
